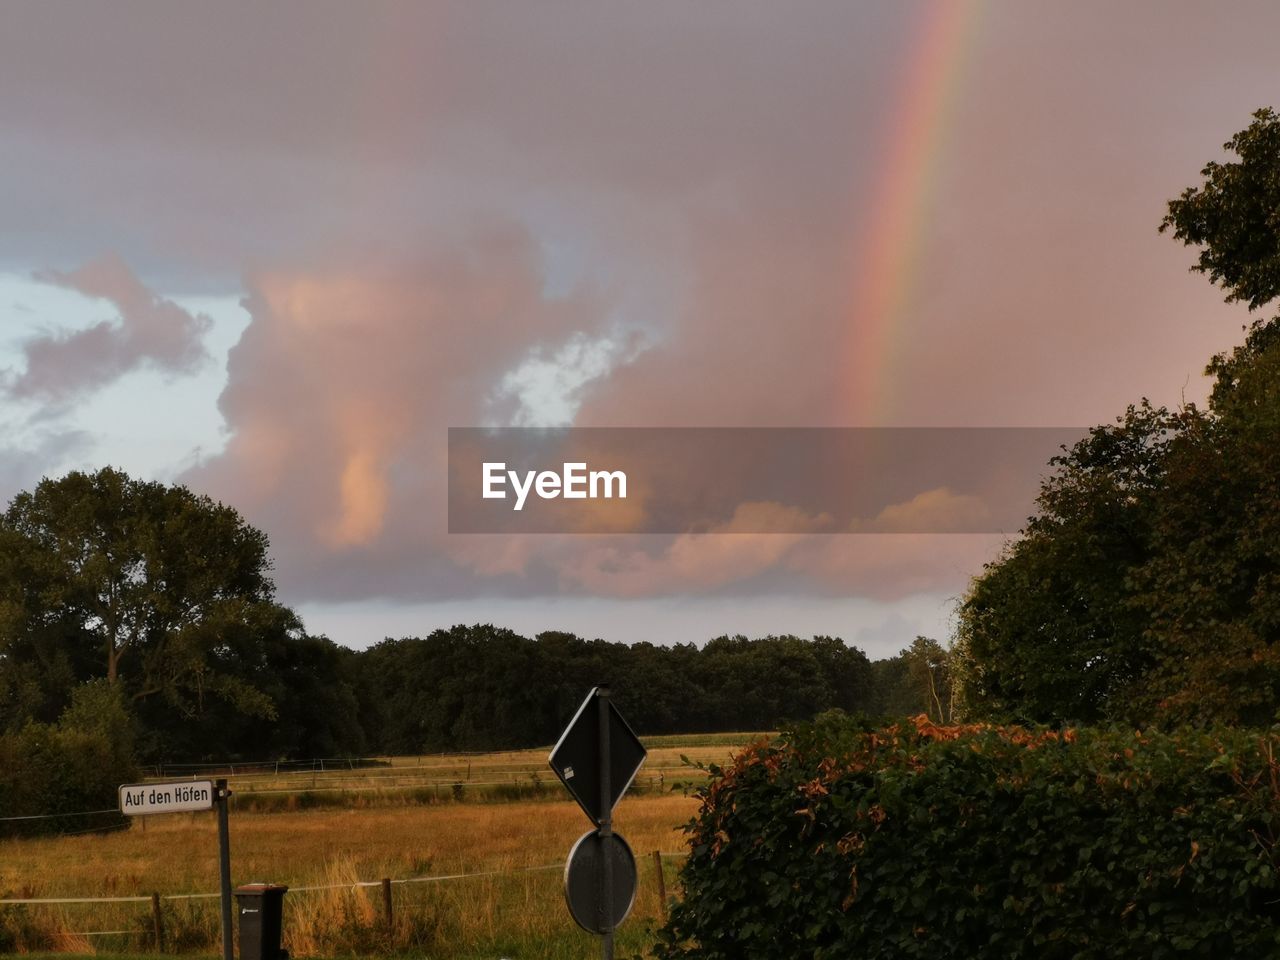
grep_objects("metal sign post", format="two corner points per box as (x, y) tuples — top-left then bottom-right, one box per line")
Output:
(216, 779), (233, 960)
(597, 687), (614, 960)
(550, 686), (647, 959)
(118, 777), (233, 960)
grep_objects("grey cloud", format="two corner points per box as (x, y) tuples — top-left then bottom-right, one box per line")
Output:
(0, 427), (92, 505)
(10, 255), (212, 403)
(2, 1), (1278, 613)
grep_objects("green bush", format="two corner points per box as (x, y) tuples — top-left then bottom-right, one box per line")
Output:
(656, 713), (1280, 959)
(0, 681), (136, 837)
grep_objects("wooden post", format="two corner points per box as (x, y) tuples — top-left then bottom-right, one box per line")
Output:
(381, 878), (394, 940)
(151, 892), (164, 952)
(652, 852), (667, 919)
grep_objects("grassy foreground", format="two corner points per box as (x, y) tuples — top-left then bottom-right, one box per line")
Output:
(0, 736), (762, 958)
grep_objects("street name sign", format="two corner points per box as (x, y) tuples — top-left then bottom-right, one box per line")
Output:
(549, 687), (647, 824)
(121, 776), (234, 960)
(119, 780), (217, 816)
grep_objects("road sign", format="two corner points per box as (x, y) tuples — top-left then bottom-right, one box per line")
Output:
(119, 780), (217, 815)
(549, 687), (647, 824)
(564, 829), (637, 934)
(121, 777), (235, 960)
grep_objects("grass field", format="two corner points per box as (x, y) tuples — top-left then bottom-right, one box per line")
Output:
(0, 735), (763, 958)
(145, 735), (765, 811)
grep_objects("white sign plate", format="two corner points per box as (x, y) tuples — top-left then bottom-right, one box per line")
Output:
(119, 780), (217, 816)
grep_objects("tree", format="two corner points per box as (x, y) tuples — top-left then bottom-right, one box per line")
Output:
(0, 681), (138, 837)
(955, 403), (1184, 723)
(902, 636), (952, 722)
(1, 468), (290, 739)
(1160, 107), (1280, 310)
(958, 107), (1280, 726)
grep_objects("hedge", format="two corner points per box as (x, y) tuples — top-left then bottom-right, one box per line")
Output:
(655, 713), (1280, 959)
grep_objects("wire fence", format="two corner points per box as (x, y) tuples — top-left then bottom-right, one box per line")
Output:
(0, 861), (578, 905)
(1, 852), (690, 941)
(0, 767), (694, 835)
(0, 744), (715, 947)
(0, 852), (690, 906)
(0, 808), (119, 823)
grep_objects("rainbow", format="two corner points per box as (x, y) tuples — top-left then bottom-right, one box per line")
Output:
(842, 0), (985, 423)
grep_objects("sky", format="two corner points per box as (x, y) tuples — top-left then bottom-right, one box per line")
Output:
(0, 1), (1274, 658)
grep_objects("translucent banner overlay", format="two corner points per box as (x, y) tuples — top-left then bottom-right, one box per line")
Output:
(447, 427), (1088, 534)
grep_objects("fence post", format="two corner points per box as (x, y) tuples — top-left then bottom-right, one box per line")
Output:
(652, 852), (667, 919)
(381, 878), (394, 940)
(151, 892), (164, 952)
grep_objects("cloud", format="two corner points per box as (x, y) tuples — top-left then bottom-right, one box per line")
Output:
(558, 501), (832, 597)
(783, 534), (1004, 601)
(183, 225), (612, 598)
(853, 487), (993, 533)
(9, 254), (212, 404)
(0, 427), (91, 505)
(553, 499), (1002, 602)
(6, 1), (1267, 626)
(174, 239), (1015, 607)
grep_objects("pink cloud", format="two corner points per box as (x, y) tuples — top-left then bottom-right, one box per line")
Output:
(11, 254), (211, 403)
(184, 227), (613, 599)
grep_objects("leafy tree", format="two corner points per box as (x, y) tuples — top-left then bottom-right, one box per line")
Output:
(1161, 107), (1280, 310)
(869, 637), (956, 721)
(958, 107), (1280, 726)
(956, 403), (1183, 723)
(0, 467), (296, 754)
(902, 636), (952, 722)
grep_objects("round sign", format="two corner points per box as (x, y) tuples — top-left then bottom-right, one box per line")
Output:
(563, 829), (637, 934)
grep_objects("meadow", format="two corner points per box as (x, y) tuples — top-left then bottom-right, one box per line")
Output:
(0, 735), (761, 959)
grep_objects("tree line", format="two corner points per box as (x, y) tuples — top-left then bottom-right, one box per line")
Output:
(0, 467), (949, 765)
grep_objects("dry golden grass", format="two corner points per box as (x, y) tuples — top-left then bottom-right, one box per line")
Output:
(201, 738), (752, 800)
(1, 793), (695, 899)
(0, 786), (703, 957)
(0, 734), (763, 956)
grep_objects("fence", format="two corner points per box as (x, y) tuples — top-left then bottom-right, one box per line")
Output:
(0, 854), (687, 947)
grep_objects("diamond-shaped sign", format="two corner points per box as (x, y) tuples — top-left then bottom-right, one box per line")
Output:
(549, 688), (647, 824)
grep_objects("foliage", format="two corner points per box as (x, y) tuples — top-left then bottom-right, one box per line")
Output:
(356, 626), (883, 753)
(0, 467), (938, 763)
(958, 377), (1280, 726)
(0, 681), (137, 837)
(0, 467), (366, 762)
(2, 467), (280, 699)
(956, 403), (1182, 724)
(870, 636), (954, 722)
(1160, 107), (1280, 310)
(657, 714), (1280, 959)
(957, 107), (1280, 727)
